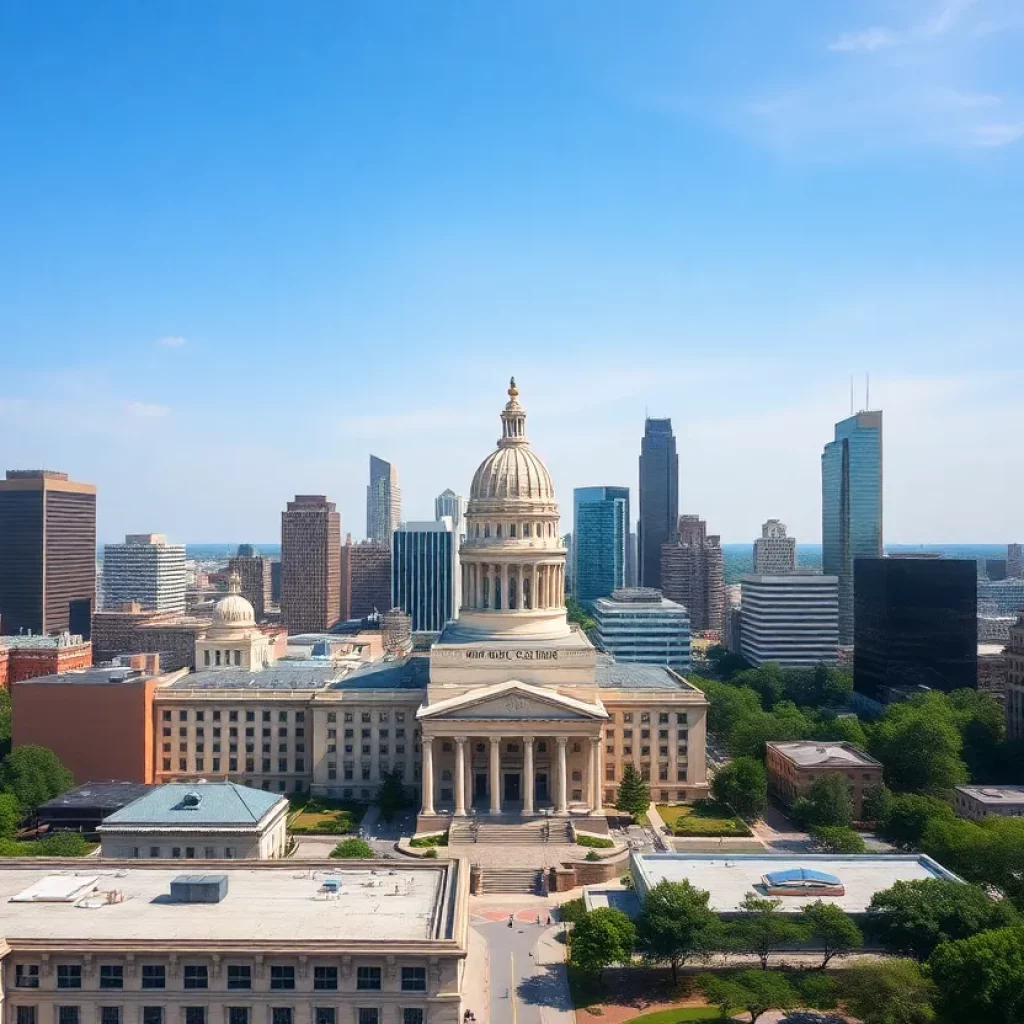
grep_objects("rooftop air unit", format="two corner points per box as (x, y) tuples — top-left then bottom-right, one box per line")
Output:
(169, 875), (228, 904)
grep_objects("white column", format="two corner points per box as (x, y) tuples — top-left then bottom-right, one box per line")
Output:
(589, 737), (601, 813)
(555, 735), (569, 816)
(523, 737), (535, 814)
(421, 736), (434, 816)
(489, 737), (502, 815)
(454, 736), (467, 816)
(501, 564), (509, 611)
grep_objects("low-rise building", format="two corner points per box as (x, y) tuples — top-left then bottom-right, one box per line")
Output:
(592, 588), (691, 670)
(0, 859), (467, 1024)
(0, 632), (92, 689)
(91, 603), (210, 672)
(97, 781), (289, 859)
(765, 740), (883, 819)
(954, 784), (1024, 820)
(36, 781), (155, 833)
(978, 642), (1007, 701)
(739, 572), (839, 668)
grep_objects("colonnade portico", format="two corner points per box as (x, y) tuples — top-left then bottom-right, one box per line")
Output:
(460, 560), (565, 612)
(419, 727), (604, 817)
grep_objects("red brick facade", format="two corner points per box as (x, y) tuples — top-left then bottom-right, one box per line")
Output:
(0, 640), (93, 690)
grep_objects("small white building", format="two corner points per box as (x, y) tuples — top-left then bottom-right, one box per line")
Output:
(954, 784), (1024, 820)
(98, 781), (289, 859)
(593, 588), (691, 670)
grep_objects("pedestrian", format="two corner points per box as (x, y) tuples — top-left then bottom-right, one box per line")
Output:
(546, 915), (551, 926)
(536, 914), (541, 926)
(508, 913), (514, 928)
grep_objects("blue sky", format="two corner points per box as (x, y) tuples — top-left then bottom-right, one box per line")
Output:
(1, 0), (1021, 545)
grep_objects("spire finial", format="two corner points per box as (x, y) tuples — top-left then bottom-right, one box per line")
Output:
(508, 376), (518, 400)
(228, 570), (242, 595)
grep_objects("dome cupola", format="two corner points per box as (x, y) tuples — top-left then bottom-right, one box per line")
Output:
(209, 572), (256, 635)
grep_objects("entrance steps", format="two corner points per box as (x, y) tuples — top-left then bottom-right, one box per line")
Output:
(479, 869), (544, 895)
(450, 818), (573, 845)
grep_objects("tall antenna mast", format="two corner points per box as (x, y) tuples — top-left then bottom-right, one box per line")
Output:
(865, 372), (870, 410)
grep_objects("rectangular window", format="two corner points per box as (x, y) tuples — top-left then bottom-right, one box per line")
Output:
(356, 966), (382, 991)
(357, 1012), (379, 1024)
(401, 966), (427, 992)
(57, 966), (82, 989)
(228, 1010), (249, 1024)
(141, 965), (165, 989)
(143, 1010), (163, 1024)
(403, 1011), (425, 1024)
(15, 964), (40, 988)
(313, 966), (338, 991)
(676, 713), (688, 724)
(227, 965), (251, 990)
(270, 966), (295, 990)
(16, 1008), (36, 1024)
(272, 1010), (292, 1024)
(100, 1008), (121, 1024)
(184, 1009), (206, 1024)
(100, 965), (123, 989)
(183, 965), (208, 990)
(57, 1008), (79, 1024)
(315, 1010), (336, 1024)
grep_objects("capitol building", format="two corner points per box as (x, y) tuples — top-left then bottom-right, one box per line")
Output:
(152, 380), (709, 821)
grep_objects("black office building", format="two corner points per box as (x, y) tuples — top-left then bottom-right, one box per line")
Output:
(638, 418), (678, 590)
(854, 555), (977, 703)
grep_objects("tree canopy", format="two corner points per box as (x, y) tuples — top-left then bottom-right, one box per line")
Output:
(615, 763), (650, 821)
(928, 924), (1024, 1024)
(375, 767), (409, 822)
(330, 838), (373, 859)
(709, 757), (767, 819)
(865, 878), (1017, 961)
(635, 879), (722, 982)
(877, 793), (956, 850)
(0, 793), (20, 840)
(801, 900), (862, 967)
(811, 824), (866, 854)
(791, 771), (853, 828)
(838, 960), (936, 1024)
(0, 745), (74, 813)
(700, 970), (799, 1024)
(568, 908), (636, 979)
(731, 892), (806, 969)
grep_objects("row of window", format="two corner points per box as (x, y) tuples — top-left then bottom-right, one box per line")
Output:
(606, 745), (688, 759)
(605, 788), (690, 803)
(160, 711), (409, 725)
(471, 520), (555, 539)
(607, 764), (688, 782)
(19, 965), (426, 994)
(16, 1007), (422, 1024)
(607, 712), (688, 725)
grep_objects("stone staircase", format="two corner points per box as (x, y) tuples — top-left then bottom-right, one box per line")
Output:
(479, 868), (544, 894)
(449, 818), (573, 845)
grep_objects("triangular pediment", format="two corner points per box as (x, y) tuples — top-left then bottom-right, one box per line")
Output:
(417, 680), (608, 721)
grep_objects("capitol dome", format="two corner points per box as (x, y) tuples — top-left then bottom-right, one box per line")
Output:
(210, 572), (256, 634)
(469, 378), (555, 504)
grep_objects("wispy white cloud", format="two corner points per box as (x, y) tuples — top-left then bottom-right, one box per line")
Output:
(125, 400), (170, 419)
(829, 28), (899, 53)
(155, 336), (187, 348)
(972, 120), (1024, 145)
(828, 0), (980, 52)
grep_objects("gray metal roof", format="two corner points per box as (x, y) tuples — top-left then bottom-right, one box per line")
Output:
(166, 666), (343, 691)
(334, 655), (430, 690)
(101, 782), (285, 827)
(38, 781), (155, 813)
(594, 656), (697, 691)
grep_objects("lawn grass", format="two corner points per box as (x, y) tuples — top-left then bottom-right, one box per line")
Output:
(288, 800), (366, 835)
(627, 1009), (733, 1023)
(656, 801), (751, 838)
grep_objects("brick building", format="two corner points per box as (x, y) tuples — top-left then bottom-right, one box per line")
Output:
(341, 535), (392, 620)
(0, 633), (93, 688)
(228, 547), (273, 620)
(91, 603), (210, 672)
(766, 740), (884, 820)
(281, 495), (341, 633)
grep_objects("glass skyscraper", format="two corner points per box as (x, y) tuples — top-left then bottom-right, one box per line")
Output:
(822, 410), (883, 643)
(573, 486), (630, 605)
(638, 418), (679, 590)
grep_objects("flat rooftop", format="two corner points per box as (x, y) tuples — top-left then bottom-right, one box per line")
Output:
(0, 863), (452, 944)
(595, 654), (701, 693)
(768, 740), (881, 769)
(13, 667), (165, 686)
(165, 666), (345, 691)
(38, 782), (154, 814)
(631, 853), (960, 914)
(956, 784), (1024, 805)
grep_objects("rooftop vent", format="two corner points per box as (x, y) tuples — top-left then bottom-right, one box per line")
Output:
(178, 791), (203, 809)
(170, 875), (228, 904)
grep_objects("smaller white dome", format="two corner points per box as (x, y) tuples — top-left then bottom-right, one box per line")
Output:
(211, 573), (255, 631)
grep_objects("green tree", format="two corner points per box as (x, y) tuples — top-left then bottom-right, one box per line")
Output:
(862, 782), (894, 824)
(865, 878), (1017, 961)
(699, 970), (799, 1024)
(869, 694), (968, 795)
(811, 824), (866, 854)
(705, 645), (750, 681)
(792, 772), (853, 828)
(565, 599), (596, 633)
(801, 899), (862, 967)
(635, 879), (722, 982)
(568, 908), (636, 980)
(946, 688), (1006, 783)
(375, 768), (409, 822)
(0, 688), (11, 757)
(710, 757), (767, 819)
(928, 925), (1024, 1024)
(34, 831), (89, 856)
(818, 713), (868, 749)
(0, 793), (21, 840)
(615, 763), (650, 821)
(330, 838), (373, 859)
(838, 960), (936, 1024)
(0, 745), (74, 813)
(727, 701), (816, 759)
(731, 892), (806, 969)
(878, 793), (955, 850)
(701, 680), (763, 740)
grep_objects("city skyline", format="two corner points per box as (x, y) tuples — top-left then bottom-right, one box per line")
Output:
(2, 3), (1022, 544)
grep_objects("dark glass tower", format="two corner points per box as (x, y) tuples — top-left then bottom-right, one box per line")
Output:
(854, 555), (977, 703)
(573, 486), (630, 605)
(638, 418), (678, 590)
(822, 410), (883, 644)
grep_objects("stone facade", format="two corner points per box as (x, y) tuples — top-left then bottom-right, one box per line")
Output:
(766, 740), (883, 820)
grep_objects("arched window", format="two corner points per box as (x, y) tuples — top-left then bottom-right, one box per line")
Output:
(494, 577), (502, 610)
(475, 523), (480, 538)
(484, 524), (490, 538)
(510, 523), (517, 538)
(496, 524), (502, 538)
(523, 523), (531, 537)
(547, 523), (554, 537)
(524, 576), (531, 609)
